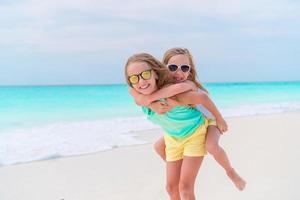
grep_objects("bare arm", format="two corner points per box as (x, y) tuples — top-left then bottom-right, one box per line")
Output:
(129, 82), (196, 106)
(129, 87), (181, 114)
(176, 91), (228, 132)
(148, 101), (171, 114)
(149, 82), (196, 101)
(128, 88), (144, 105)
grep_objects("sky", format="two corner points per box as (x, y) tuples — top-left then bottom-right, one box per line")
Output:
(0, 0), (299, 85)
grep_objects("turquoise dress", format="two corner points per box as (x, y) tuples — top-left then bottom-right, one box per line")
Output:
(142, 105), (205, 138)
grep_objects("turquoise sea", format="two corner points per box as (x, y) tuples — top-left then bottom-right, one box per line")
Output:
(0, 81), (300, 166)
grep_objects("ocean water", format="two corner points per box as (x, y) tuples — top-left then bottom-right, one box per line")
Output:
(0, 82), (300, 166)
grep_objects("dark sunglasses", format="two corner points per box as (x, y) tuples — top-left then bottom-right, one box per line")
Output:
(128, 69), (152, 85)
(167, 64), (190, 73)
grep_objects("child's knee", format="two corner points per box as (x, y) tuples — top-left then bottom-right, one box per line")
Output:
(179, 181), (193, 196)
(153, 142), (161, 152)
(206, 141), (220, 155)
(166, 183), (179, 195)
(154, 139), (165, 153)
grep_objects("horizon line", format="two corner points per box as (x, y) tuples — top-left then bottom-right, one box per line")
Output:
(0, 80), (299, 87)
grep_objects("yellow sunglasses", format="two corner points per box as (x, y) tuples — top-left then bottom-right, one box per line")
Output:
(128, 69), (152, 85)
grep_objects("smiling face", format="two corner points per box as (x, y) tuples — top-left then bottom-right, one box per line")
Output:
(126, 61), (158, 95)
(167, 54), (191, 83)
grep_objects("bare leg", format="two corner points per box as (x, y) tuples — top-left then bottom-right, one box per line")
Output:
(154, 136), (166, 161)
(166, 160), (183, 200)
(206, 125), (246, 190)
(179, 156), (203, 200)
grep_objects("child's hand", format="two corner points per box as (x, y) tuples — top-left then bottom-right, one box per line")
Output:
(149, 101), (172, 114)
(216, 117), (228, 133)
(150, 98), (180, 114)
(165, 98), (181, 108)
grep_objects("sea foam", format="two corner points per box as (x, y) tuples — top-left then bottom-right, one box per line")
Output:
(1, 102), (299, 166)
(0, 116), (157, 166)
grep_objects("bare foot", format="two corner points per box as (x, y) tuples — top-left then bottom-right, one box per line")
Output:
(226, 168), (246, 191)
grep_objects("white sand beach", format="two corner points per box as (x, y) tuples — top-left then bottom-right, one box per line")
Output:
(0, 113), (299, 200)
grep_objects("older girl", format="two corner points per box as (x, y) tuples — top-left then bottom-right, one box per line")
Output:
(130, 47), (246, 191)
(125, 53), (226, 200)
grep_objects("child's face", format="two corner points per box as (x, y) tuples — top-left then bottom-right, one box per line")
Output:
(167, 54), (190, 83)
(127, 61), (158, 95)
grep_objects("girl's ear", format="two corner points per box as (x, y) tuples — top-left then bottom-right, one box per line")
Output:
(153, 71), (158, 80)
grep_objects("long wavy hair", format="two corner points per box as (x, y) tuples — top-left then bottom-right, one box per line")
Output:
(162, 47), (208, 93)
(125, 53), (174, 89)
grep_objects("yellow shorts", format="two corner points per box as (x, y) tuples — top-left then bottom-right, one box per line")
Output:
(207, 118), (217, 126)
(164, 119), (208, 162)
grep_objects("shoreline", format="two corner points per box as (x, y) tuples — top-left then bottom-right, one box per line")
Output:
(0, 113), (299, 200)
(1, 111), (299, 168)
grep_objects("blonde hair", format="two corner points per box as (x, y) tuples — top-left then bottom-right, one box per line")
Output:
(162, 47), (208, 93)
(125, 53), (174, 89)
